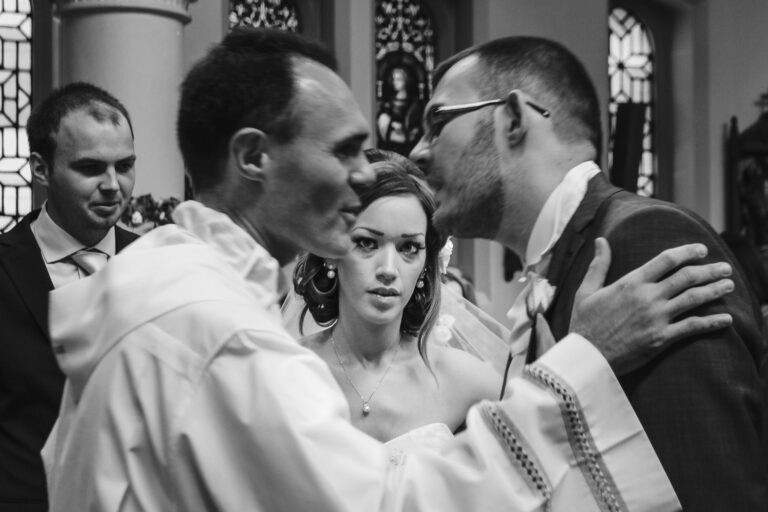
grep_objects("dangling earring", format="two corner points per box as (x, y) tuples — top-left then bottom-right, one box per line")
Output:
(312, 261), (339, 298)
(416, 270), (425, 289)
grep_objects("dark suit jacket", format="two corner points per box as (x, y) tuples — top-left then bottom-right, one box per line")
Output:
(0, 210), (138, 512)
(543, 173), (768, 510)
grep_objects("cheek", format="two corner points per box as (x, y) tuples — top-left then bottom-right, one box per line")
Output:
(307, 181), (342, 214)
(438, 125), (471, 160)
(338, 259), (371, 294)
(53, 175), (86, 202)
(291, 158), (346, 214)
(118, 173), (135, 194)
(401, 259), (426, 293)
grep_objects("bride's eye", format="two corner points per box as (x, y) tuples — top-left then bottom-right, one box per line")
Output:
(353, 236), (377, 251)
(400, 240), (425, 257)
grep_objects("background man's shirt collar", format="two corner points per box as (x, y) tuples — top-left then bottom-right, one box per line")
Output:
(31, 202), (116, 263)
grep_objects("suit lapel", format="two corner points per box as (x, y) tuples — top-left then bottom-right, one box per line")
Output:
(0, 210), (52, 335)
(546, 173), (624, 310)
(0, 219), (139, 337)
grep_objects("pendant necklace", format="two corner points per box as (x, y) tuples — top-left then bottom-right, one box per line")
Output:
(330, 333), (401, 417)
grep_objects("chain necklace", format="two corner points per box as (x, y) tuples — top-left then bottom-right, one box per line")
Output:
(330, 334), (401, 417)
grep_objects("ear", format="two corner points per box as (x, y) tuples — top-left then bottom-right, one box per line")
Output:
(503, 90), (527, 148)
(230, 127), (269, 183)
(30, 153), (51, 187)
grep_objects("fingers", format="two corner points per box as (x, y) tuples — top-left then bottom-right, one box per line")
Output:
(658, 313), (734, 349)
(631, 243), (709, 282)
(659, 261), (732, 298)
(615, 312), (734, 375)
(575, 238), (611, 299)
(666, 278), (735, 318)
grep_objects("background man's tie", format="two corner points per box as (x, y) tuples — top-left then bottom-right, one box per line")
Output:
(70, 248), (109, 277)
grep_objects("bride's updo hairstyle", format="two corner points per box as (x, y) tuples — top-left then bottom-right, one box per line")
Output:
(293, 149), (446, 361)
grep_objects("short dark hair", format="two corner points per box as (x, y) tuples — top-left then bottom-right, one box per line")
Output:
(434, 36), (602, 158)
(177, 27), (337, 193)
(27, 81), (134, 165)
(293, 149), (446, 364)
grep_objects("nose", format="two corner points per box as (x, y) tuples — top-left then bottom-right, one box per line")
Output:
(349, 153), (375, 188)
(375, 245), (398, 284)
(408, 137), (431, 175)
(100, 167), (119, 193)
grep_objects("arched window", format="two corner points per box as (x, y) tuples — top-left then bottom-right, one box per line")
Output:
(0, 0), (32, 232)
(229, 0), (301, 31)
(375, 0), (436, 156)
(608, 7), (656, 197)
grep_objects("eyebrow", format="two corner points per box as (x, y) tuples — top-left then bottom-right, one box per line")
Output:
(333, 132), (368, 149)
(355, 227), (425, 238)
(70, 155), (136, 167)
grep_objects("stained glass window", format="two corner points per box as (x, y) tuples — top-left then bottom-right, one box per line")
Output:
(375, 0), (435, 156)
(0, 0), (32, 232)
(608, 7), (656, 197)
(229, 0), (300, 31)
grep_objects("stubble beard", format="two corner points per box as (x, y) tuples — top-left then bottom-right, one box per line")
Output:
(433, 118), (503, 240)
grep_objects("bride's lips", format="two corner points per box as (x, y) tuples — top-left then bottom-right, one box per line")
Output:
(369, 287), (400, 297)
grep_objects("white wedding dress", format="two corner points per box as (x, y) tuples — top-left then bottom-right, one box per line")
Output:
(384, 423), (454, 467)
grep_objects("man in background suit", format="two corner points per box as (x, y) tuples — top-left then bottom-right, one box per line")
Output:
(0, 82), (138, 512)
(410, 36), (768, 510)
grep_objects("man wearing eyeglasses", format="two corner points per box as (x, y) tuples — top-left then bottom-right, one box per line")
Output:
(410, 36), (768, 511)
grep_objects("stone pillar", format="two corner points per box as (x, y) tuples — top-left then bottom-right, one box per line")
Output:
(55, 0), (194, 199)
(333, 0), (375, 140)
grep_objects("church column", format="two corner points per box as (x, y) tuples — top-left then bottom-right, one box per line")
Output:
(55, 0), (194, 199)
(333, 0), (375, 139)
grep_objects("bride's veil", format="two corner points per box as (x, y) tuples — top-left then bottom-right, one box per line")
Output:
(280, 281), (510, 378)
(432, 284), (510, 377)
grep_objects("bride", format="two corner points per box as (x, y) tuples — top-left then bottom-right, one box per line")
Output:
(289, 149), (503, 447)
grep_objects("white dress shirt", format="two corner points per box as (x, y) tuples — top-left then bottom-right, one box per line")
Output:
(506, 162), (603, 372)
(30, 203), (116, 288)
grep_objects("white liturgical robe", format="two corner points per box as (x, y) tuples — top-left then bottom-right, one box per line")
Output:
(42, 201), (680, 511)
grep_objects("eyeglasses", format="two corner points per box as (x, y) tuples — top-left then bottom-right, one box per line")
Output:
(422, 95), (550, 143)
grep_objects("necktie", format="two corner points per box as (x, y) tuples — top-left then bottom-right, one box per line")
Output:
(70, 248), (109, 277)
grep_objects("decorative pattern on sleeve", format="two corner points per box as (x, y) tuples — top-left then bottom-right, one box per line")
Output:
(525, 364), (628, 512)
(480, 402), (553, 511)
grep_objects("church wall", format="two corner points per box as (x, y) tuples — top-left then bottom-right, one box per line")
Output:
(699, 0), (768, 232)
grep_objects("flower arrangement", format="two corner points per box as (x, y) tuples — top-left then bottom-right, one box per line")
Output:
(432, 237), (457, 344)
(438, 237), (453, 275)
(522, 271), (556, 318)
(120, 194), (181, 234)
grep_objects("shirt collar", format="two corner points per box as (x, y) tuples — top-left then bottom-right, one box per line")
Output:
(31, 202), (116, 263)
(171, 200), (282, 300)
(524, 161), (602, 269)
